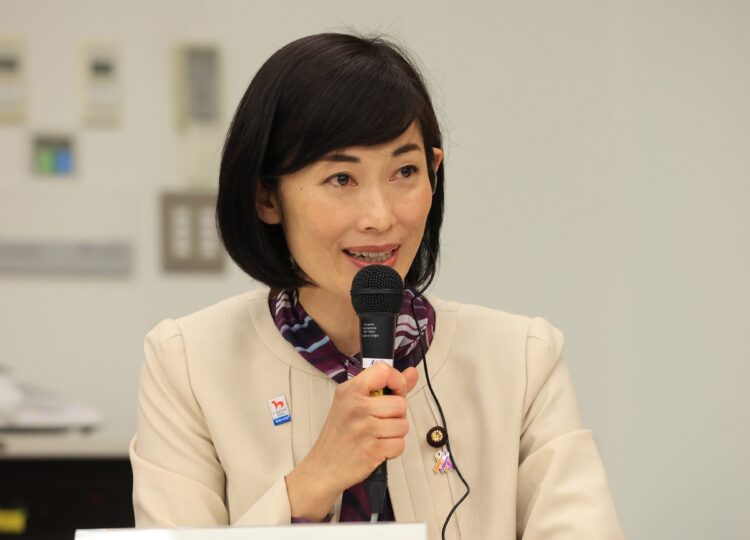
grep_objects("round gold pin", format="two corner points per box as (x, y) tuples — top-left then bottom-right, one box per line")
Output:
(426, 426), (448, 448)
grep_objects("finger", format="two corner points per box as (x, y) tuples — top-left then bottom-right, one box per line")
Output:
(384, 366), (410, 397)
(368, 395), (407, 419)
(403, 367), (419, 394)
(358, 362), (400, 394)
(379, 437), (407, 460)
(363, 437), (407, 465)
(373, 418), (410, 439)
(356, 363), (411, 397)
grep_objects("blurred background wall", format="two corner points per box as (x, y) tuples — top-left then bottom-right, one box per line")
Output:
(0, 0), (748, 538)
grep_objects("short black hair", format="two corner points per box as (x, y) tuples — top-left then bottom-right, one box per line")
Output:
(217, 32), (444, 292)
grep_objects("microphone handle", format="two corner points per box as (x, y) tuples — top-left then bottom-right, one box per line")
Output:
(364, 387), (391, 517)
(358, 312), (397, 516)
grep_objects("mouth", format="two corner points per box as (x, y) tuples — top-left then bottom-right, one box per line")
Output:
(342, 245), (400, 267)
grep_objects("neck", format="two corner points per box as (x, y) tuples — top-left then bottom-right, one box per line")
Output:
(297, 286), (360, 356)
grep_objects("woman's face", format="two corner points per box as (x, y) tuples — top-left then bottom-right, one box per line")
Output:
(256, 121), (443, 303)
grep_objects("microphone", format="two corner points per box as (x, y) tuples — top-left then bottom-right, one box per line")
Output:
(350, 264), (404, 519)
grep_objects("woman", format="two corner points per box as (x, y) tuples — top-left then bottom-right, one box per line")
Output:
(130, 33), (624, 539)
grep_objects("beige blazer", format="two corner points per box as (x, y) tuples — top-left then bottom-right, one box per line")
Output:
(130, 288), (625, 539)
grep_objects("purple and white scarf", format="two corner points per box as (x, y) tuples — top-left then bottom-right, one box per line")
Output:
(270, 288), (435, 383)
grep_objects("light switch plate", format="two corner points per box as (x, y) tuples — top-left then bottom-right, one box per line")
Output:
(161, 191), (224, 272)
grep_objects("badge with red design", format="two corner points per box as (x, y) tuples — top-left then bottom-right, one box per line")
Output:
(267, 395), (291, 426)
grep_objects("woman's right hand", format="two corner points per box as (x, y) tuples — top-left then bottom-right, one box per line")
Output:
(285, 362), (419, 521)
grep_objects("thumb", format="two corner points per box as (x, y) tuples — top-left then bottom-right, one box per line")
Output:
(403, 366), (419, 394)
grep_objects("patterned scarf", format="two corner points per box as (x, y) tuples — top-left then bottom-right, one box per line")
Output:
(269, 287), (436, 522)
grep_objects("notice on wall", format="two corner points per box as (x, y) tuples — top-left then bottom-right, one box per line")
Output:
(0, 240), (132, 275)
(173, 44), (222, 129)
(80, 42), (120, 127)
(0, 37), (26, 124)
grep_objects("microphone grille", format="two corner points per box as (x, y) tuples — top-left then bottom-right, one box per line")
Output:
(350, 265), (404, 314)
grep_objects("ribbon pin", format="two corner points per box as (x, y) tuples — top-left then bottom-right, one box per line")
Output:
(433, 449), (455, 474)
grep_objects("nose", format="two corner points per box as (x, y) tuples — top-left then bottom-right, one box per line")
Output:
(356, 181), (396, 232)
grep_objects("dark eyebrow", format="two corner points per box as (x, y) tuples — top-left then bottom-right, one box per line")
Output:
(321, 143), (423, 163)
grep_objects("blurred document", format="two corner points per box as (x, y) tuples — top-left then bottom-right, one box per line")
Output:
(0, 366), (101, 431)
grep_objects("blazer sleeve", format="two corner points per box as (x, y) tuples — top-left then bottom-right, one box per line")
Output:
(130, 319), (293, 527)
(515, 317), (625, 539)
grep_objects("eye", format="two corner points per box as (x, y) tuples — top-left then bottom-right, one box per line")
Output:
(397, 165), (418, 178)
(326, 173), (354, 187)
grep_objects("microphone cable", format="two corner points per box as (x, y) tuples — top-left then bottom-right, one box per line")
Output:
(410, 289), (471, 540)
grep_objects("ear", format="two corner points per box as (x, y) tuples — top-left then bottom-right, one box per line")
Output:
(431, 147), (444, 172)
(255, 181), (283, 225)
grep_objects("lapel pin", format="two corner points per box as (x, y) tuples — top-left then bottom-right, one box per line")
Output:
(268, 395), (291, 426)
(426, 425), (454, 474)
